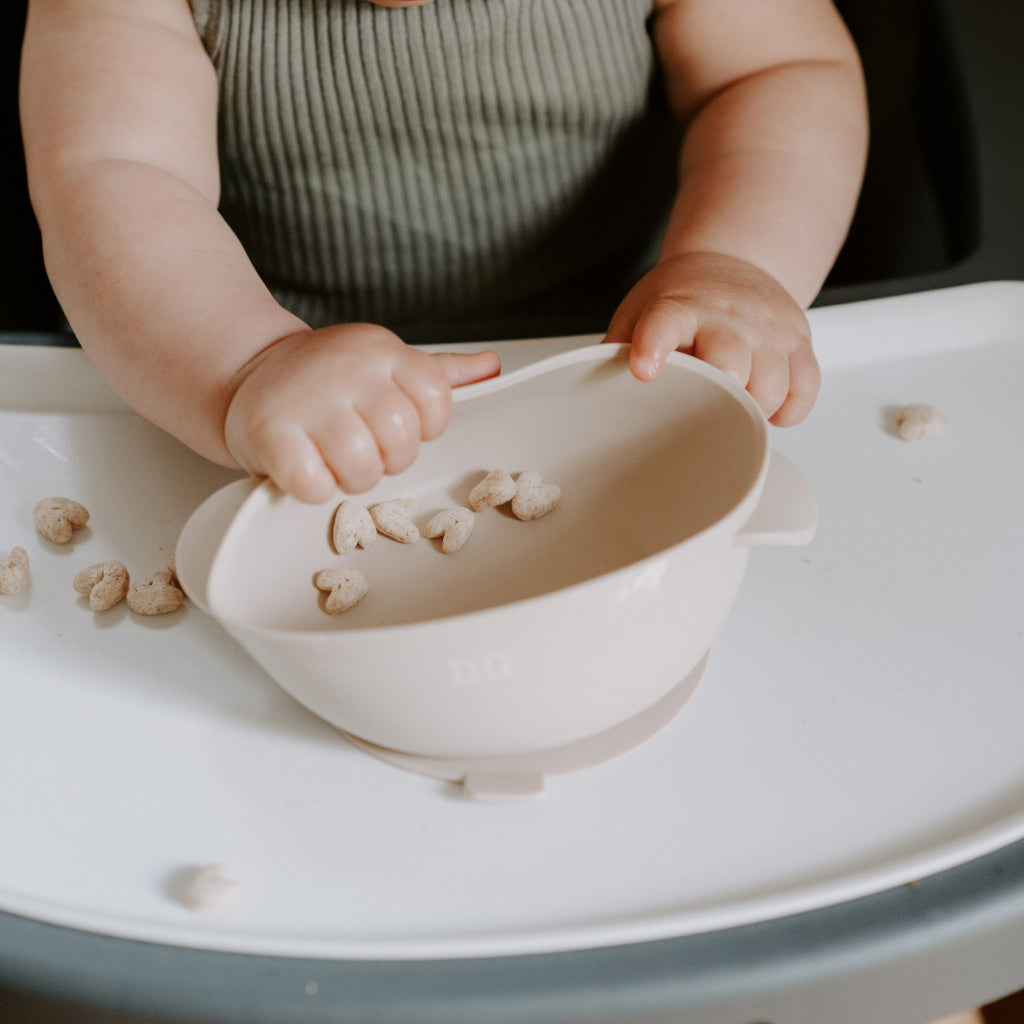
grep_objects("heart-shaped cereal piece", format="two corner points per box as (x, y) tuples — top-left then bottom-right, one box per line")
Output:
(369, 498), (420, 543)
(0, 547), (30, 595)
(315, 567), (369, 614)
(126, 570), (185, 615)
(511, 471), (561, 521)
(423, 507), (476, 553)
(181, 863), (242, 911)
(33, 497), (90, 544)
(467, 468), (517, 511)
(73, 560), (130, 611)
(331, 500), (377, 555)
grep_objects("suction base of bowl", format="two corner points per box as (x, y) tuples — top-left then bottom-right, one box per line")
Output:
(334, 652), (710, 800)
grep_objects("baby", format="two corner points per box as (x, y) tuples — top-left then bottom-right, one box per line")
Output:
(20, 0), (868, 503)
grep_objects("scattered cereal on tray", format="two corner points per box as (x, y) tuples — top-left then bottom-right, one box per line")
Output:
(467, 468), (517, 511)
(73, 560), (130, 611)
(0, 547), (30, 595)
(370, 498), (420, 543)
(895, 404), (946, 441)
(510, 471), (561, 521)
(180, 863), (242, 911)
(33, 497), (90, 544)
(315, 567), (369, 614)
(422, 507), (476, 553)
(126, 571), (185, 615)
(331, 500), (377, 555)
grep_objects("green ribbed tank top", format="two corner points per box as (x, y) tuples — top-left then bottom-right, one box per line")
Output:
(190, 0), (678, 331)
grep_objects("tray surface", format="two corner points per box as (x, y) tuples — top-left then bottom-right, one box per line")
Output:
(1, 282), (1023, 959)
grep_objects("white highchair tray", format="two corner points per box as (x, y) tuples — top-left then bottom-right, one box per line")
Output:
(1, 282), (1024, 960)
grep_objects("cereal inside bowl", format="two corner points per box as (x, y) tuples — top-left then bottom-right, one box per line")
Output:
(191, 345), (815, 761)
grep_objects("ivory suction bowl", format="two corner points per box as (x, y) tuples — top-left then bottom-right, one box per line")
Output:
(176, 345), (817, 759)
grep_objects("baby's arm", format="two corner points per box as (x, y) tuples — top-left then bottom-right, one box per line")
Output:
(606, 0), (868, 424)
(21, 0), (497, 501)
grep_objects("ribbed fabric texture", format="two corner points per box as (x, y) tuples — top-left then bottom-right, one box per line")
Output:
(192, 0), (678, 330)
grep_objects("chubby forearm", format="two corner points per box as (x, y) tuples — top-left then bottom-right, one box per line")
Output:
(33, 159), (305, 465)
(651, 0), (869, 308)
(661, 57), (868, 307)
(21, 0), (304, 467)
(605, 2), (865, 424)
(21, 0), (498, 503)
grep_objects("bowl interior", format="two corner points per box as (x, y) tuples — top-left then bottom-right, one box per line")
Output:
(205, 347), (766, 633)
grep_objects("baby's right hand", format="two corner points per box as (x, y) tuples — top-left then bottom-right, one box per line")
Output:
(224, 324), (500, 503)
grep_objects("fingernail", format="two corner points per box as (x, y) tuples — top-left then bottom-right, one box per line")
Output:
(634, 355), (658, 380)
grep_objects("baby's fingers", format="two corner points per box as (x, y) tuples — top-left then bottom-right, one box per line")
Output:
(769, 347), (821, 426)
(396, 350), (500, 441)
(233, 421), (340, 505)
(433, 350), (501, 388)
(354, 388), (422, 476)
(692, 323), (754, 392)
(311, 407), (386, 494)
(700, 333), (820, 425)
(621, 299), (700, 382)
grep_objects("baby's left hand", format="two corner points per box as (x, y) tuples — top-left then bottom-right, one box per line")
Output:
(604, 252), (820, 425)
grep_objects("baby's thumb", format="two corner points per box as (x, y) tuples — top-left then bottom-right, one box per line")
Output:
(434, 350), (501, 388)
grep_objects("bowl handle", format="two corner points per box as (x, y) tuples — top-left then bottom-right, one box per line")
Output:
(736, 451), (818, 547)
